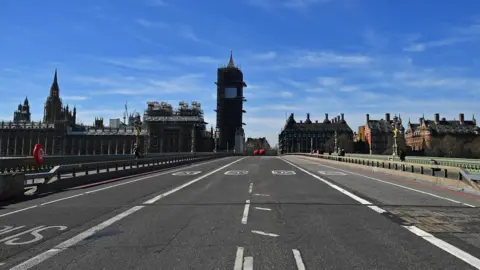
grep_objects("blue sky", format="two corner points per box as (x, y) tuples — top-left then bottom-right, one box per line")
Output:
(1, 0), (480, 146)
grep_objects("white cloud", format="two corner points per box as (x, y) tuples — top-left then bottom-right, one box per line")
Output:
(288, 51), (372, 69)
(63, 96), (89, 101)
(136, 18), (169, 29)
(247, 0), (331, 10)
(87, 73), (208, 96)
(72, 75), (121, 86)
(283, 0), (331, 8)
(148, 0), (168, 6)
(98, 56), (173, 71)
(252, 51), (277, 60)
(178, 25), (203, 43)
(403, 37), (470, 52)
(170, 56), (221, 65)
(279, 91), (294, 98)
(318, 76), (343, 86)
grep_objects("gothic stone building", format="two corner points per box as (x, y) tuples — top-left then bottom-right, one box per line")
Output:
(0, 70), (214, 156)
(405, 113), (479, 151)
(364, 113), (405, 154)
(278, 113), (353, 154)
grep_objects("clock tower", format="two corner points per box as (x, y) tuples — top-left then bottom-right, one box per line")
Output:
(215, 51), (247, 151)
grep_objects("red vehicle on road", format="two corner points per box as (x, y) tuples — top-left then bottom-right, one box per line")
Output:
(253, 149), (259, 155)
(259, 149), (265, 155)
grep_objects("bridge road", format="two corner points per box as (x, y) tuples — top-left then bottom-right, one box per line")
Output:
(0, 156), (478, 269)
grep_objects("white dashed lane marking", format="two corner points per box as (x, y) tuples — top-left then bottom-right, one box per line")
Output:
(241, 200), (250, 224)
(280, 157), (480, 269)
(318, 170), (347, 175)
(251, 230), (279, 237)
(234, 247), (244, 270)
(292, 249), (306, 270)
(272, 170), (296, 175)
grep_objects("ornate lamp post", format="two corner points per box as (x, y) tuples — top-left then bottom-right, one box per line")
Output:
(393, 126), (399, 157)
(334, 130), (338, 154)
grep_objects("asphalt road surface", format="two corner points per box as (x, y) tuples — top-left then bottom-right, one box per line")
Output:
(0, 155), (479, 269)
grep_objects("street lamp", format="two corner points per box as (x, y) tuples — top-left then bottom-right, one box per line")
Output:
(191, 124), (197, 153)
(134, 118), (141, 154)
(334, 130), (338, 154)
(393, 126), (399, 157)
(214, 126), (219, 153)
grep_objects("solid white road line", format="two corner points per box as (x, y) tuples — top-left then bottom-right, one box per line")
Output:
(10, 206), (144, 270)
(0, 156), (238, 219)
(10, 158), (246, 269)
(292, 249), (306, 270)
(297, 156), (476, 208)
(144, 157), (246, 204)
(0, 205), (38, 218)
(251, 230), (279, 237)
(404, 225), (480, 268)
(280, 157), (480, 269)
(253, 193), (270, 197)
(254, 207), (271, 211)
(248, 183), (253, 193)
(242, 200), (251, 224)
(40, 194), (84, 206)
(234, 247), (244, 270)
(244, 256), (253, 270)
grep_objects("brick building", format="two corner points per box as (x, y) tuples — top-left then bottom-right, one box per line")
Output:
(364, 113), (405, 154)
(405, 113), (479, 151)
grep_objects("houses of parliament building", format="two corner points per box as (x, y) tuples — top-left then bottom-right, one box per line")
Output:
(0, 69), (216, 157)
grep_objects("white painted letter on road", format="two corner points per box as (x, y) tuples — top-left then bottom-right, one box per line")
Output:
(172, 171), (202, 176)
(318, 171), (347, 176)
(0, 225), (68, 246)
(272, 170), (296, 175)
(225, 170), (249, 175)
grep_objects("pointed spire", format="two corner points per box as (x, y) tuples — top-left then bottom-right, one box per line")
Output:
(50, 69), (60, 97)
(227, 50), (235, 68)
(53, 68), (58, 84)
(24, 96), (29, 105)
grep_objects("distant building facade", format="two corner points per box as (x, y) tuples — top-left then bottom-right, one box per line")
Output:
(364, 113), (405, 154)
(278, 113), (353, 154)
(215, 51), (247, 151)
(405, 113), (479, 151)
(0, 70), (214, 156)
(13, 97), (31, 122)
(246, 137), (271, 150)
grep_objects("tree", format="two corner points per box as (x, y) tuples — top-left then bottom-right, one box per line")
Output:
(324, 137), (335, 152)
(338, 134), (354, 153)
(383, 134), (407, 155)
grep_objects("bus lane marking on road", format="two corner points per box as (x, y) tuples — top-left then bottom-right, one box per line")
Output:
(225, 170), (249, 175)
(272, 170), (296, 175)
(172, 171), (202, 176)
(0, 225), (67, 246)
